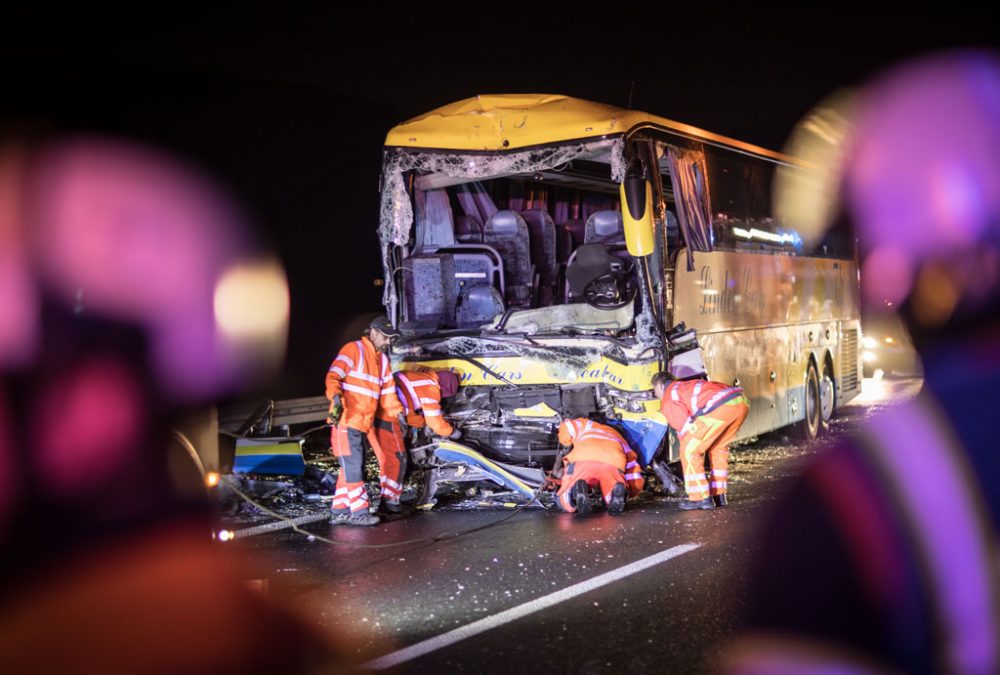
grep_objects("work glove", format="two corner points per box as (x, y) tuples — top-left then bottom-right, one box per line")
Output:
(397, 413), (409, 433)
(542, 473), (562, 492)
(447, 428), (462, 440)
(327, 395), (343, 426)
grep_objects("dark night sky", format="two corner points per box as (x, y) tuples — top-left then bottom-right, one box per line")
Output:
(3, 9), (997, 397)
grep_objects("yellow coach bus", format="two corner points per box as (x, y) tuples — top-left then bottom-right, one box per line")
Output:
(378, 94), (861, 475)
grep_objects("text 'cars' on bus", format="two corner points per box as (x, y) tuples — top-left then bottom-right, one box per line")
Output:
(378, 94), (861, 473)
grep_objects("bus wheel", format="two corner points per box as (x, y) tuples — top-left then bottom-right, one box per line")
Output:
(797, 362), (821, 441)
(819, 361), (836, 435)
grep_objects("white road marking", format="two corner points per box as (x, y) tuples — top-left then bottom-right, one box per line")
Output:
(361, 543), (702, 670)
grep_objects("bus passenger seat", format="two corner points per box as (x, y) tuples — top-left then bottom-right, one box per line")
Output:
(456, 284), (505, 328)
(520, 209), (558, 305)
(401, 253), (458, 329)
(484, 210), (534, 307)
(564, 218), (586, 248)
(455, 215), (484, 243)
(584, 210), (626, 246)
(556, 223), (574, 263)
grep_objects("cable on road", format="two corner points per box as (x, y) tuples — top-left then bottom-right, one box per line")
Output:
(225, 478), (546, 549)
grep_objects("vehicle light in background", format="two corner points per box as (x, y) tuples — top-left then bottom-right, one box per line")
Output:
(884, 337), (894, 344)
(213, 257), (289, 376)
(216, 529), (234, 542)
(204, 471), (220, 488)
(862, 336), (878, 349)
(863, 351), (876, 363)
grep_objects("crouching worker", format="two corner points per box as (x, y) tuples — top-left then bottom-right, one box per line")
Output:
(325, 316), (406, 525)
(652, 371), (748, 510)
(394, 369), (461, 510)
(552, 417), (644, 516)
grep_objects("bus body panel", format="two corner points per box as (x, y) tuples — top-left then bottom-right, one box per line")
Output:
(672, 250), (861, 438)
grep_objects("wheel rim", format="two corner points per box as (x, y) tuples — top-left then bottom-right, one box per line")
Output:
(806, 369), (819, 435)
(820, 371), (835, 422)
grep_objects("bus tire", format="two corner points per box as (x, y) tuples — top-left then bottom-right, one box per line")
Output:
(819, 360), (836, 435)
(797, 362), (821, 441)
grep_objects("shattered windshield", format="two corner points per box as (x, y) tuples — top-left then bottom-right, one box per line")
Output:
(378, 137), (656, 338)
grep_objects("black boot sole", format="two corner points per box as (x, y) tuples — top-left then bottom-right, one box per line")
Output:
(573, 480), (592, 516)
(607, 484), (626, 516)
(678, 498), (715, 510)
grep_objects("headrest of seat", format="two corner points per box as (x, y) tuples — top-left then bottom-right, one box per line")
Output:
(587, 210), (624, 239)
(485, 210), (525, 236)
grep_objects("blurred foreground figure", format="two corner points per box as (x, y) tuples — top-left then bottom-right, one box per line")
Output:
(0, 139), (347, 673)
(726, 51), (1000, 674)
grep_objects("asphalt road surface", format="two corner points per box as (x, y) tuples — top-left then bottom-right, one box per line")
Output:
(229, 376), (923, 674)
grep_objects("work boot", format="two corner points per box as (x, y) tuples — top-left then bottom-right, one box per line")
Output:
(572, 480), (592, 516)
(330, 511), (380, 526)
(713, 494), (728, 508)
(678, 497), (715, 511)
(607, 483), (627, 516)
(377, 500), (406, 515)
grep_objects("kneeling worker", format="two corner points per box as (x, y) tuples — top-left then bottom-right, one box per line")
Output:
(552, 417), (644, 516)
(394, 369), (461, 509)
(652, 371), (748, 510)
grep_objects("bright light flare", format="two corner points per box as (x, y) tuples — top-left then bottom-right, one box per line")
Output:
(217, 529), (234, 542)
(214, 259), (289, 340)
(862, 336), (878, 349)
(204, 471), (220, 488)
(213, 258), (289, 378)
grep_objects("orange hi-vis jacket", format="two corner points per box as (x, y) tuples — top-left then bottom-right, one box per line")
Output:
(661, 379), (745, 438)
(558, 418), (644, 495)
(325, 336), (404, 433)
(393, 370), (454, 437)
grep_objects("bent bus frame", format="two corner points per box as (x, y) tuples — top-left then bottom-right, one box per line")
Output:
(378, 94), (861, 474)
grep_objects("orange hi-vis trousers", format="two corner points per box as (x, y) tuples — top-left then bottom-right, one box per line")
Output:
(370, 415), (407, 505)
(679, 397), (749, 501)
(330, 425), (370, 514)
(556, 460), (625, 513)
(331, 417), (407, 507)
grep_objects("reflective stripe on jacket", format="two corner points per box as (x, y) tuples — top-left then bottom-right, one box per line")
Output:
(558, 418), (644, 495)
(325, 336), (403, 433)
(393, 370), (454, 437)
(661, 379), (745, 437)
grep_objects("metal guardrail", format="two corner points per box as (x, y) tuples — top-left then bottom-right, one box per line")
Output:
(219, 395), (329, 433)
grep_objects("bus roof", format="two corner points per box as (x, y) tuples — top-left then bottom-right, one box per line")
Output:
(385, 94), (794, 163)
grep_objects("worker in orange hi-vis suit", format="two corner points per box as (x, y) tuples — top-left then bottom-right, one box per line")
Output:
(325, 316), (405, 526)
(652, 371), (749, 510)
(394, 369), (461, 439)
(551, 417), (644, 516)
(390, 369), (462, 511)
